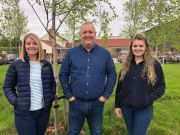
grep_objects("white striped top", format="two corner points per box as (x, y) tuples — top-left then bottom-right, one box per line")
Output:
(29, 61), (43, 111)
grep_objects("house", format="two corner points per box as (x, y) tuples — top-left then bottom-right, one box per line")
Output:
(40, 29), (71, 61)
(72, 37), (131, 62)
(95, 38), (131, 62)
(73, 37), (131, 62)
(42, 32), (131, 63)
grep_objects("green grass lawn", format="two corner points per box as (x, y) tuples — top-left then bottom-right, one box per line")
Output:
(0, 64), (180, 135)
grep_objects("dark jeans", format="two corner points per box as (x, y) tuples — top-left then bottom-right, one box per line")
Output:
(15, 109), (50, 135)
(68, 99), (104, 135)
(121, 104), (153, 135)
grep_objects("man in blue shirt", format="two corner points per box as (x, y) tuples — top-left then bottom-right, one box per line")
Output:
(59, 22), (116, 135)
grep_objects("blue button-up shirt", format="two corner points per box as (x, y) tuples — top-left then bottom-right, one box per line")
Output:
(59, 44), (116, 100)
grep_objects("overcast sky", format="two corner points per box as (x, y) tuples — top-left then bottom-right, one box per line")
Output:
(20, 0), (127, 38)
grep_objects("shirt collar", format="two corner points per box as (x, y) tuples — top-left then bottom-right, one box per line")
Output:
(80, 43), (97, 53)
(132, 59), (144, 65)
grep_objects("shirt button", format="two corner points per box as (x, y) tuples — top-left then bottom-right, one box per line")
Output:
(86, 83), (89, 86)
(85, 91), (88, 94)
(133, 76), (136, 79)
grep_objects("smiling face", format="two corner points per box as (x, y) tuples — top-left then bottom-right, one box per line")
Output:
(131, 39), (146, 59)
(25, 37), (39, 58)
(80, 23), (96, 49)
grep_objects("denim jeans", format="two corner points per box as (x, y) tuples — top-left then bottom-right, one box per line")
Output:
(121, 104), (153, 135)
(15, 109), (50, 135)
(68, 99), (104, 135)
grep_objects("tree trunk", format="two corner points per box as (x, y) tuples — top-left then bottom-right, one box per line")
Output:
(155, 46), (158, 58)
(72, 18), (76, 47)
(52, 0), (60, 134)
(18, 43), (21, 56)
(63, 99), (68, 133)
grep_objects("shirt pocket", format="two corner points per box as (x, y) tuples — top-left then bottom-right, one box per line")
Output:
(93, 58), (106, 74)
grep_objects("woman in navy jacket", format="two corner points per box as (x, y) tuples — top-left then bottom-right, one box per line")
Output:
(114, 33), (165, 135)
(3, 33), (56, 135)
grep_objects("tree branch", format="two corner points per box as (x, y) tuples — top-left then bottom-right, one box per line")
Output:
(55, 0), (65, 6)
(42, 0), (50, 29)
(56, 10), (69, 16)
(26, 0), (49, 32)
(55, 2), (76, 32)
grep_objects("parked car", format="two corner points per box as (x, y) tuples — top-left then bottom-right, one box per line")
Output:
(0, 54), (8, 65)
(175, 55), (180, 63)
(50, 57), (64, 64)
(158, 56), (167, 63)
(57, 53), (66, 64)
(158, 55), (180, 64)
(117, 55), (126, 63)
(6, 54), (18, 63)
(57, 57), (64, 64)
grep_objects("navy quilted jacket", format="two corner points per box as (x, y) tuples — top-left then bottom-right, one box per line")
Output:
(3, 57), (56, 116)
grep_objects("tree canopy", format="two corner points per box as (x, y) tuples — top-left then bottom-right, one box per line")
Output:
(123, 0), (180, 52)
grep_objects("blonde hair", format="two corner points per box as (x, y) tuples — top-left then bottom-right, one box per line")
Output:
(120, 33), (156, 86)
(19, 33), (44, 61)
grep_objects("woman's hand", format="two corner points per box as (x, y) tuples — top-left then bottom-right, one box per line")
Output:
(68, 96), (76, 102)
(114, 108), (122, 118)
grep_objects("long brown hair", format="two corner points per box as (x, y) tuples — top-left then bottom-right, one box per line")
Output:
(120, 33), (156, 86)
(19, 33), (44, 61)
